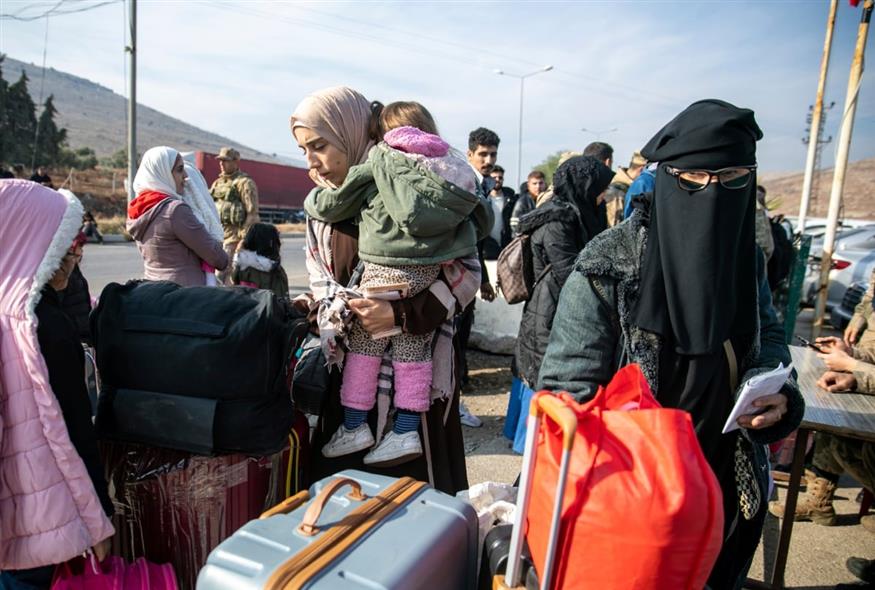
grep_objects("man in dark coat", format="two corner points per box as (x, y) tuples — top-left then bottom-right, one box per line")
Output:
(482, 165), (517, 260)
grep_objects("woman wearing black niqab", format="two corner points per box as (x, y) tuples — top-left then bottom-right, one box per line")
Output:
(537, 100), (804, 588)
(513, 155), (613, 390)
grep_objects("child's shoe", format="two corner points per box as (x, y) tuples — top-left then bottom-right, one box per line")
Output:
(321, 424), (374, 458)
(363, 431), (423, 467)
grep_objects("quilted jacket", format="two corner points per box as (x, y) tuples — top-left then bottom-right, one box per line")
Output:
(0, 180), (114, 569)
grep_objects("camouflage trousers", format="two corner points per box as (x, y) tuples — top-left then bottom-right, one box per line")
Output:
(812, 431), (875, 492)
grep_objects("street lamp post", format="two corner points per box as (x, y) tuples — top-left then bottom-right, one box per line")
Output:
(581, 127), (618, 141)
(495, 66), (553, 188)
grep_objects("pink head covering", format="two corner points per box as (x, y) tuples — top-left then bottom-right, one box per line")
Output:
(0, 180), (115, 569)
(290, 86), (375, 166)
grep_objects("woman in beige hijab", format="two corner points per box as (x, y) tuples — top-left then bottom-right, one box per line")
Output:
(290, 86), (474, 494)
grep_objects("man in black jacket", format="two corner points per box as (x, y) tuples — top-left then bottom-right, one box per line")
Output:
(483, 165), (517, 260)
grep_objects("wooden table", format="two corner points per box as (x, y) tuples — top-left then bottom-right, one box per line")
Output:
(746, 345), (875, 589)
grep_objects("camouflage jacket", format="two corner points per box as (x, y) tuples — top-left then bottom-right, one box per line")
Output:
(849, 269), (875, 334)
(209, 170), (260, 242)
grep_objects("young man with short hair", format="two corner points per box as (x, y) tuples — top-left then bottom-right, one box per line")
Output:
(458, 127), (503, 427)
(483, 165), (518, 259)
(511, 170), (546, 233)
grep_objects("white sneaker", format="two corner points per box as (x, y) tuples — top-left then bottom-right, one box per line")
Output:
(459, 401), (483, 428)
(321, 424), (375, 458)
(363, 431), (423, 467)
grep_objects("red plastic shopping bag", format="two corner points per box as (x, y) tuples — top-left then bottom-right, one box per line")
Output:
(51, 554), (178, 590)
(524, 364), (724, 589)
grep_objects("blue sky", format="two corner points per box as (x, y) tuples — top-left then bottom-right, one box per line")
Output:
(2, 0), (873, 183)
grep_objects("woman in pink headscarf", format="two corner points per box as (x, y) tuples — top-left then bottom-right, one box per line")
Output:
(290, 87), (480, 494)
(0, 180), (115, 588)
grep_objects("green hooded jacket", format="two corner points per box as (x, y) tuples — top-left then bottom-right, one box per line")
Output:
(304, 143), (493, 266)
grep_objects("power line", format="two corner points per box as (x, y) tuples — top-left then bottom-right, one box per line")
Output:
(30, 13), (51, 169)
(298, 3), (682, 108)
(213, 2), (680, 110)
(1, 0), (120, 21)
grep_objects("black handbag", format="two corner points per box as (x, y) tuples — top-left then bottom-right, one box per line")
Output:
(291, 263), (364, 416)
(292, 335), (331, 416)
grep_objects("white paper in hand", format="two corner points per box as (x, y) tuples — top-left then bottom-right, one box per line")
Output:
(722, 363), (793, 434)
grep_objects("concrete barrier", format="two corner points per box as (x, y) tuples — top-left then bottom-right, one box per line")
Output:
(469, 261), (523, 355)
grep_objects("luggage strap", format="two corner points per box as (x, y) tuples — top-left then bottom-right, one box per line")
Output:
(265, 476), (426, 590)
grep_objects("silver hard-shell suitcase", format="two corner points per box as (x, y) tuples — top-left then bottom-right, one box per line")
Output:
(197, 469), (478, 590)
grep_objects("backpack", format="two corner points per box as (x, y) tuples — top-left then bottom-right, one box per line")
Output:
(767, 218), (795, 290)
(496, 234), (534, 304)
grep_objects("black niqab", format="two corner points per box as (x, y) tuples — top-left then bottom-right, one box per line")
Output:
(632, 99), (762, 355)
(551, 155), (613, 240)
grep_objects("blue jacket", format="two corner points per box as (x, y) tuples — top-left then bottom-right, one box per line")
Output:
(622, 164), (656, 219)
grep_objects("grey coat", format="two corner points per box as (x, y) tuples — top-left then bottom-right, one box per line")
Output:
(537, 208), (804, 518)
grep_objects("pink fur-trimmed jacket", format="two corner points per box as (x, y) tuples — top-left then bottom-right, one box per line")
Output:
(0, 180), (115, 570)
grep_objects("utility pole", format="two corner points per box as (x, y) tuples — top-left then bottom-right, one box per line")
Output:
(126, 0), (137, 202)
(801, 102), (834, 210)
(813, 0), (873, 337)
(798, 0), (838, 234)
(495, 66), (553, 188)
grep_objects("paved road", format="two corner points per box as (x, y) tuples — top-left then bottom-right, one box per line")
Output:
(77, 242), (872, 587)
(79, 236), (309, 295)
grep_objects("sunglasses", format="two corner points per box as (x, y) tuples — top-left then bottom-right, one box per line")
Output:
(665, 165), (757, 192)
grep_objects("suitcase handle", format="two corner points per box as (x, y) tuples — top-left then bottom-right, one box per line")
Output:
(533, 394), (577, 451)
(505, 392), (578, 590)
(297, 477), (367, 537)
(260, 490), (310, 519)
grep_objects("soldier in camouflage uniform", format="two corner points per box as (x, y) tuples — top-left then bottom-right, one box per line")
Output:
(845, 268), (875, 348)
(603, 151), (646, 227)
(754, 185), (774, 262)
(209, 147), (260, 283)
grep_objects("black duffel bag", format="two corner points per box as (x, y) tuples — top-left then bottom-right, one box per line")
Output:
(91, 280), (308, 455)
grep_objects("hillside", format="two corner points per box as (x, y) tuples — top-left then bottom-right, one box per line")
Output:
(3, 56), (278, 162)
(764, 157), (874, 220)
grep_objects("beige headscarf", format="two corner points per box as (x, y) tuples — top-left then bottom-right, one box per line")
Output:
(290, 86), (374, 166)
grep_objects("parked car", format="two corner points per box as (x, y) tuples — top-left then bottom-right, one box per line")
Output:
(830, 281), (867, 330)
(802, 224), (875, 311)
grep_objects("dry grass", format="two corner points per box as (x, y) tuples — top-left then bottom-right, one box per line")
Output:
(275, 223), (307, 233)
(766, 157), (875, 220)
(96, 215), (131, 239)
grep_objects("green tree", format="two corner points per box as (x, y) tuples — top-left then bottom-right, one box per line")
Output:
(5, 70), (37, 164)
(100, 147), (129, 169)
(534, 150), (567, 185)
(34, 94), (67, 166)
(59, 146), (98, 170)
(0, 55), (10, 162)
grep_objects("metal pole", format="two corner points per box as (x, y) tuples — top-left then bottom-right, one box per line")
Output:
(495, 66), (552, 189)
(813, 0), (872, 338)
(517, 77), (525, 189)
(798, 0), (838, 234)
(126, 0), (137, 203)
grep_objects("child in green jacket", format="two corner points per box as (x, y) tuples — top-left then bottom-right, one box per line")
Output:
(307, 102), (490, 467)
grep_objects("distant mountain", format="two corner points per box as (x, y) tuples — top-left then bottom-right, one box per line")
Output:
(3, 56), (280, 163)
(765, 157), (875, 220)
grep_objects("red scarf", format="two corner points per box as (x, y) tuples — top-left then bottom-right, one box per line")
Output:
(127, 190), (170, 220)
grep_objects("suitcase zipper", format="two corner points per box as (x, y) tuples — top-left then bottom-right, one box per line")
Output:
(266, 477), (426, 590)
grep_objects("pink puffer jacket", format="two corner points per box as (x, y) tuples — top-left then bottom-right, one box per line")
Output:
(0, 180), (114, 570)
